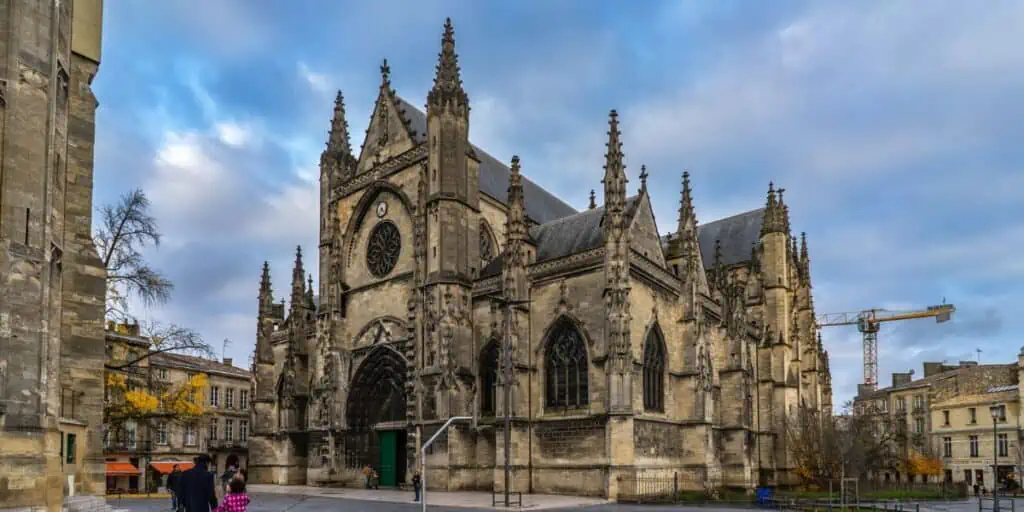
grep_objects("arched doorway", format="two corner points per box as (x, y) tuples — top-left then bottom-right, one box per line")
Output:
(346, 346), (407, 487)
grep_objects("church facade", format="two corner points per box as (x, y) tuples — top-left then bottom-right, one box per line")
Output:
(249, 19), (833, 498)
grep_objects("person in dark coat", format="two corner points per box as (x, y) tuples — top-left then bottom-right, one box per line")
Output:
(178, 454), (218, 512)
(167, 465), (183, 511)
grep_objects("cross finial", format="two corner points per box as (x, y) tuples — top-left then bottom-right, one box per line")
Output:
(639, 165), (649, 192)
(588, 189), (596, 209)
(380, 59), (391, 89)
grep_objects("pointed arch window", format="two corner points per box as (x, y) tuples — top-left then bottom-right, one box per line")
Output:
(480, 220), (495, 268)
(545, 320), (588, 410)
(643, 327), (666, 412)
(480, 341), (499, 416)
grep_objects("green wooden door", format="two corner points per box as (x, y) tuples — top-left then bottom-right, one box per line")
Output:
(379, 431), (397, 487)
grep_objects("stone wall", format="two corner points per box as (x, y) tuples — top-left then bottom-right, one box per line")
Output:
(1, 1), (105, 509)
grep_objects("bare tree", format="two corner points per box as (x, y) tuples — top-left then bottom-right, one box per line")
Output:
(787, 401), (899, 488)
(105, 320), (214, 371)
(94, 188), (173, 320)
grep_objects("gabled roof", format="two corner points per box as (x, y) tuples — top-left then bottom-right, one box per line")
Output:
(481, 196), (641, 278)
(661, 208), (765, 269)
(395, 97), (578, 225)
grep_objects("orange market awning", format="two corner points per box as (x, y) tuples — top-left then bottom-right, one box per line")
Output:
(150, 462), (195, 474)
(106, 462), (141, 476)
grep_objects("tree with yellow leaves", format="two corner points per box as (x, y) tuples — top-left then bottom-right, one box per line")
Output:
(105, 371), (209, 430)
(907, 450), (944, 479)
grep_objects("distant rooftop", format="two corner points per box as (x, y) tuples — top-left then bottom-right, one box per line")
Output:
(150, 352), (251, 379)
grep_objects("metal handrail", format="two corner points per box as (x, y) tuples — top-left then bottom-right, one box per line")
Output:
(421, 416), (471, 512)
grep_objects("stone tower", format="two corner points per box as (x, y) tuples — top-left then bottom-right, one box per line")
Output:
(0, 0), (106, 509)
(757, 183), (799, 484)
(421, 17), (479, 423)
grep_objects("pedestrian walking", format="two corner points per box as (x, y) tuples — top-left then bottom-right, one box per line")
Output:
(167, 465), (183, 511)
(220, 462), (238, 494)
(178, 454), (218, 512)
(361, 464), (373, 489)
(412, 472), (422, 502)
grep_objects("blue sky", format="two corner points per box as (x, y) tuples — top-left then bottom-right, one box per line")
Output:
(93, 0), (1024, 408)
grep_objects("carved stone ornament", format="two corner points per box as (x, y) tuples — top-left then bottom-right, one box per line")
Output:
(355, 317), (404, 347)
(554, 279), (573, 315)
(697, 348), (713, 392)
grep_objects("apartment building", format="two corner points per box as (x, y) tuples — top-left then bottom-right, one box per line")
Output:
(103, 322), (251, 493)
(855, 351), (1023, 488)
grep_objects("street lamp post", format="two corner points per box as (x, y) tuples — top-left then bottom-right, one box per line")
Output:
(990, 403), (1002, 509)
(487, 293), (531, 508)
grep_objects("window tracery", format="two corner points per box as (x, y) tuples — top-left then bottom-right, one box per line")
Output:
(643, 328), (666, 412)
(545, 320), (588, 410)
(366, 221), (400, 277)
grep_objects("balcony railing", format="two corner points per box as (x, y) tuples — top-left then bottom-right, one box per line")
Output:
(104, 439), (153, 453)
(207, 438), (248, 450)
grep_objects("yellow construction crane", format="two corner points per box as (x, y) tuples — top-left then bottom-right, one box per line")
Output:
(817, 303), (956, 391)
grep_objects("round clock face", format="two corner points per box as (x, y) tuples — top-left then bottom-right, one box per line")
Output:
(376, 201), (388, 218)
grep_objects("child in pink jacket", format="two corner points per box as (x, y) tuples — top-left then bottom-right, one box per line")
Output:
(216, 478), (249, 512)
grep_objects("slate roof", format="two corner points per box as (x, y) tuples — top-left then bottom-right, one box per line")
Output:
(481, 196), (641, 278)
(660, 208), (765, 269)
(395, 97), (577, 225)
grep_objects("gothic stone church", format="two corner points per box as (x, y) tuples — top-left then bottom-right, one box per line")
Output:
(249, 19), (833, 498)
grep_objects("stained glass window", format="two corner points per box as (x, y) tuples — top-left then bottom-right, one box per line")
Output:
(643, 328), (666, 412)
(545, 321), (588, 409)
(480, 341), (498, 416)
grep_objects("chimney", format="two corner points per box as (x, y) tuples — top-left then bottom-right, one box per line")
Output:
(223, 358), (233, 367)
(892, 372), (914, 387)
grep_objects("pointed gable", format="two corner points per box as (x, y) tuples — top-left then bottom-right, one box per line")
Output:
(356, 61), (419, 173)
(628, 193), (667, 266)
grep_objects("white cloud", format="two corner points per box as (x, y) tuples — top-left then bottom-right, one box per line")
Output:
(215, 121), (253, 148)
(247, 183), (319, 244)
(150, 131), (230, 212)
(298, 61), (331, 95)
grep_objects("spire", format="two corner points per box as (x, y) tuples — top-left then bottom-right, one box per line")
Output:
(255, 261), (275, 364)
(305, 275), (315, 308)
(506, 155), (527, 243)
(800, 232), (811, 284)
(761, 182), (785, 235)
(327, 90), (351, 155)
(588, 189), (596, 209)
(602, 110), (627, 211)
(677, 170), (696, 233)
(791, 232), (799, 266)
(290, 246), (305, 310)
(504, 155), (528, 299)
(712, 239), (726, 290)
(259, 261), (273, 310)
(778, 187), (792, 235)
(639, 165), (648, 194)
(427, 18), (468, 110)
